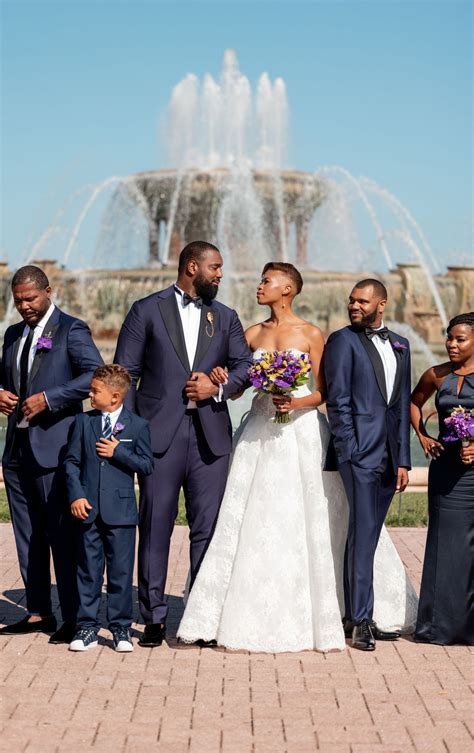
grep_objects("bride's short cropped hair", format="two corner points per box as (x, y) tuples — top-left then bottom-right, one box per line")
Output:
(262, 262), (303, 295)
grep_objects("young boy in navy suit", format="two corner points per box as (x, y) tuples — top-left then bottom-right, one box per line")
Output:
(65, 365), (153, 652)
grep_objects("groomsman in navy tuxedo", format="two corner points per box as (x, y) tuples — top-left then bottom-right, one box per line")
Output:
(0, 265), (103, 643)
(114, 241), (252, 647)
(325, 279), (411, 650)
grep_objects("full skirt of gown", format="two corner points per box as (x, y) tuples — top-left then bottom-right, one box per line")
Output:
(178, 385), (418, 652)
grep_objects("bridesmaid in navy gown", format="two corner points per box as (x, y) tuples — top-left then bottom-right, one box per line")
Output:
(410, 312), (474, 645)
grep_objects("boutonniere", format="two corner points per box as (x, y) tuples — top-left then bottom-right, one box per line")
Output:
(113, 422), (125, 435)
(36, 332), (53, 352)
(206, 311), (214, 338)
(392, 341), (407, 352)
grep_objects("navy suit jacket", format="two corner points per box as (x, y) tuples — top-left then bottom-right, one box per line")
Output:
(64, 406), (153, 526)
(1, 307), (103, 469)
(114, 285), (252, 456)
(324, 326), (411, 471)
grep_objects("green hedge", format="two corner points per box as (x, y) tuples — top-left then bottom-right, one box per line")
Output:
(0, 488), (427, 527)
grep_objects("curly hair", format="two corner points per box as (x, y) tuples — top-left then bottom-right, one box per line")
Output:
(93, 364), (131, 394)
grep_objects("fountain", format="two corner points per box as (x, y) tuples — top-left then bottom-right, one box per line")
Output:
(1, 50), (472, 362)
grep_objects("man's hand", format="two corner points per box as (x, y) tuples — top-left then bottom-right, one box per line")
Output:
(96, 436), (119, 458)
(22, 392), (48, 420)
(396, 467), (409, 492)
(71, 498), (92, 520)
(185, 372), (219, 401)
(0, 390), (19, 416)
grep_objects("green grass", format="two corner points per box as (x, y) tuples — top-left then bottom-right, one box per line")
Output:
(0, 487), (427, 526)
(386, 491), (428, 527)
(0, 489), (10, 522)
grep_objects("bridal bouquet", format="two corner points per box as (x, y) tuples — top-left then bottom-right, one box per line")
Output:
(248, 350), (311, 423)
(442, 405), (474, 444)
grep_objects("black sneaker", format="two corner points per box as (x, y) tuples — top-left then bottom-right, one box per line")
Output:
(111, 626), (133, 652)
(69, 628), (99, 652)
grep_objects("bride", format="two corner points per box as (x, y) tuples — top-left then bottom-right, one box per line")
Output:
(177, 262), (417, 652)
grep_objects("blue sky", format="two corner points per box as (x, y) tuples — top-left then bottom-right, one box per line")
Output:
(1, 0), (472, 270)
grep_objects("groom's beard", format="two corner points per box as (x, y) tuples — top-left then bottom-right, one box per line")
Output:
(194, 274), (219, 302)
(350, 308), (378, 330)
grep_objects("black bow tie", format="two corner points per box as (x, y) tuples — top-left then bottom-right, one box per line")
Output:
(365, 327), (389, 341)
(183, 293), (202, 308)
(175, 286), (202, 308)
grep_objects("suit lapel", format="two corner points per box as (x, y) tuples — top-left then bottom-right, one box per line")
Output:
(356, 330), (388, 403)
(91, 411), (103, 441)
(28, 313), (61, 389)
(193, 302), (219, 370)
(158, 293), (190, 373)
(387, 332), (403, 407)
(11, 327), (24, 395)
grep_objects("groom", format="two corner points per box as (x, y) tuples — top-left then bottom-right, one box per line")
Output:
(324, 279), (411, 650)
(114, 241), (252, 647)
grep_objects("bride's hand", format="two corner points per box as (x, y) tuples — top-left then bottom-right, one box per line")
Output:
(209, 366), (228, 385)
(272, 394), (294, 413)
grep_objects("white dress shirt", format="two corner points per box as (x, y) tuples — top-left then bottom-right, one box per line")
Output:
(173, 285), (223, 406)
(16, 303), (56, 428)
(370, 322), (397, 403)
(102, 406), (123, 434)
(174, 286), (201, 409)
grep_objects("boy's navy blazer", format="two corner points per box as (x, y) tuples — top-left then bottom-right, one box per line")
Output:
(1, 307), (103, 468)
(324, 325), (411, 471)
(64, 406), (153, 526)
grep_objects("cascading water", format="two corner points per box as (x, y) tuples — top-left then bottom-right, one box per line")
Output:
(3, 48), (461, 349)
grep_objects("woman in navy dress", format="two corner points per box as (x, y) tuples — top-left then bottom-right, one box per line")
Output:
(410, 312), (474, 645)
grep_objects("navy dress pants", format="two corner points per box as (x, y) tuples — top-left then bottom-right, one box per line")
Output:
(3, 430), (78, 622)
(338, 453), (397, 624)
(76, 515), (136, 629)
(138, 410), (229, 625)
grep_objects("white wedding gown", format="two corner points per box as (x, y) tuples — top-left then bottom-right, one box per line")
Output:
(177, 349), (418, 652)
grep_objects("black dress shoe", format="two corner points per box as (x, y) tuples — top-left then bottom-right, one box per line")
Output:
(352, 619), (376, 651)
(138, 623), (166, 647)
(0, 615), (57, 636)
(48, 621), (77, 644)
(194, 639), (217, 648)
(370, 620), (400, 641)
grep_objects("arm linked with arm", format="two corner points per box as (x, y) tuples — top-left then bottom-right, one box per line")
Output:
(221, 311), (253, 401)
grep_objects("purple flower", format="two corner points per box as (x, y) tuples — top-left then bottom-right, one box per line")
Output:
(392, 341), (407, 351)
(113, 422), (125, 435)
(36, 335), (52, 351)
(442, 407), (474, 442)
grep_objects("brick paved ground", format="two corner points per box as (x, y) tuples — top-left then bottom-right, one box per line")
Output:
(0, 524), (472, 753)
